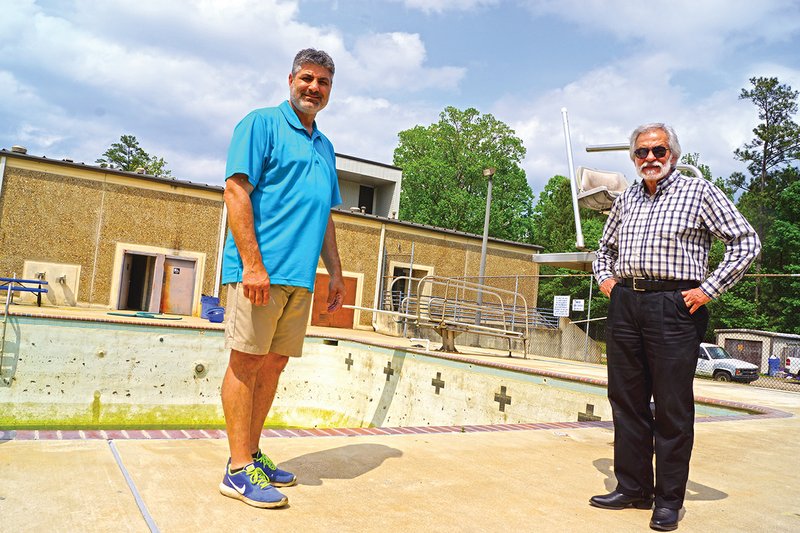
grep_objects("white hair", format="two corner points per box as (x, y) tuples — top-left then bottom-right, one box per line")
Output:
(629, 123), (681, 164)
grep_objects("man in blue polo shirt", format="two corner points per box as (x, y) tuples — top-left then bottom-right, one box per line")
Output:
(218, 48), (345, 509)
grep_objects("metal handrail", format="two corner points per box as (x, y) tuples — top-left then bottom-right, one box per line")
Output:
(381, 284), (558, 329)
(0, 300), (9, 380)
(1, 274), (16, 380)
(356, 274), (539, 356)
(416, 275), (530, 341)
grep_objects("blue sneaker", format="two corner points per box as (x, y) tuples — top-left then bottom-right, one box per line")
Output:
(253, 449), (297, 487)
(219, 461), (288, 508)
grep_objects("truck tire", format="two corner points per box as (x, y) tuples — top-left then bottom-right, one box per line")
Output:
(713, 371), (732, 382)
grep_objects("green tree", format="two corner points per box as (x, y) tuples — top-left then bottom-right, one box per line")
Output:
(96, 134), (172, 177)
(721, 76), (800, 334)
(761, 178), (800, 333)
(732, 77), (800, 194)
(529, 175), (604, 253)
(765, 176), (800, 268)
(394, 107), (534, 242)
(681, 152), (734, 196)
(529, 175), (608, 339)
(681, 152), (712, 180)
(730, 77), (800, 272)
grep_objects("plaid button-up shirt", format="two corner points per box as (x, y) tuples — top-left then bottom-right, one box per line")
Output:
(593, 169), (761, 299)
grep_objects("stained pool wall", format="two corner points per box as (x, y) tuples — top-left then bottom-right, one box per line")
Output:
(279, 340), (614, 428)
(0, 315), (742, 429)
(0, 316), (227, 428)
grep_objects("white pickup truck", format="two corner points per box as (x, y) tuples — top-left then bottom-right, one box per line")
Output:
(785, 353), (800, 377)
(696, 343), (759, 383)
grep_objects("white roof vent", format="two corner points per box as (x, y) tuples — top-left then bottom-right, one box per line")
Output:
(135, 167), (146, 174)
(11, 145), (27, 154)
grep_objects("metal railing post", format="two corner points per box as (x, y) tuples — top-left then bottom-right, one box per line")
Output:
(584, 278), (593, 362)
(402, 242), (415, 337)
(1, 273), (17, 381)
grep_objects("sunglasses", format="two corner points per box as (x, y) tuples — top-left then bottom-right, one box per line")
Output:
(633, 146), (669, 159)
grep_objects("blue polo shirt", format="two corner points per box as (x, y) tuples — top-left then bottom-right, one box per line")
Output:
(221, 100), (342, 291)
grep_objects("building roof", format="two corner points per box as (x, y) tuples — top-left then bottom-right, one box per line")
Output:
(334, 208), (543, 251)
(716, 329), (800, 341)
(0, 148), (223, 192)
(1, 147), (542, 252)
(336, 152), (401, 171)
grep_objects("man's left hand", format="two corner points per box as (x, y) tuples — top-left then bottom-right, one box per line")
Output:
(681, 287), (711, 314)
(327, 274), (346, 313)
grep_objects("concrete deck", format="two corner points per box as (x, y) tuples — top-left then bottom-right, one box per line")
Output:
(1, 314), (798, 532)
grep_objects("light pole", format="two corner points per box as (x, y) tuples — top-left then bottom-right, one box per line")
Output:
(475, 167), (495, 324)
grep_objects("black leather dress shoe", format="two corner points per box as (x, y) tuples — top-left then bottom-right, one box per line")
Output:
(589, 490), (654, 510)
(649, 507), (679, 531)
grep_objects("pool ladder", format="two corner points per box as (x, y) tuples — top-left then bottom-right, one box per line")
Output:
(0, 273), (15, 385)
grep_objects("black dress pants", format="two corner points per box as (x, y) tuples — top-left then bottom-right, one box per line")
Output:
(606, 285), (708, 509)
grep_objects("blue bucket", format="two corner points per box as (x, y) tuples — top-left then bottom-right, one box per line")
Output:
(201, 295), (220, 319)
(207, 307), (225, 323)
(768, 355), (780, 376)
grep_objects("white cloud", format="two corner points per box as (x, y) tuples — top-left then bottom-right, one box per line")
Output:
(479, 1), (800, 196)
(745, 62), (800, 91)
(400, 0), (499, 14)
(324, 94), (441, 166)
(521, 0), (800, 67)
(351, 32), (466, 91)
(0, 0), (471, 186)
(1, 0), (797, 197)
(500, 63), (766, 196)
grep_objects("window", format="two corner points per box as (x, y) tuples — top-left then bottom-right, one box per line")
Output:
(387, 264), (433, 312)
(358, 185), (374, 214)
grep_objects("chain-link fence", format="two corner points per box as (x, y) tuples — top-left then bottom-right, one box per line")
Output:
(385, 272), (800, 392)
(529, 272), (800, 392)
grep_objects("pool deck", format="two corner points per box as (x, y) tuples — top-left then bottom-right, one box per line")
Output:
(1, 309), (799, 532)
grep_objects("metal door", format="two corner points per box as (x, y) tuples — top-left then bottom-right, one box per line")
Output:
(724, 338), (762, 366)
(117, 253), (133, 309)
(311, 273), (357, 328)
(148, 255), (165, 313)
(160, 257), (196, 315)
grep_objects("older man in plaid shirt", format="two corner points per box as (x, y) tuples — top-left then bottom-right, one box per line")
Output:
(590, 123), (761, 531)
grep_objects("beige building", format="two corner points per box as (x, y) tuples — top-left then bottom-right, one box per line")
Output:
(0, 147), (542, 332)
(0, 148), (225, 316)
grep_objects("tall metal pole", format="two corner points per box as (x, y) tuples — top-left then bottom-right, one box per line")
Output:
(476, 167), (495, 325)
(403, 242), (415, 337)
(561, 108), (585, 249)
(584, 277), (593, 362)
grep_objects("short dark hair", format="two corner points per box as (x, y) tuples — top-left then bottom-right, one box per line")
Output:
(292, 48), (335, 77)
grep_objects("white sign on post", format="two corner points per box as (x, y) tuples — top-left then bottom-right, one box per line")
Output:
(572, 299), (585, 311)
(553, 295), (571, 317)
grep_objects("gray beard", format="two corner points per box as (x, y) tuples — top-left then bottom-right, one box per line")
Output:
(637, 161), (672, 182)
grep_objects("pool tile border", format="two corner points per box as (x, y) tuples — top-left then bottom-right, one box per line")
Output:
(3, 308), (224, 331)
(1, 329), (791, 441)
(1, 404), (789, 441)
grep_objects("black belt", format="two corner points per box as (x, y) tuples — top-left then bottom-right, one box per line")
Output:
(618, 278), (699, 292)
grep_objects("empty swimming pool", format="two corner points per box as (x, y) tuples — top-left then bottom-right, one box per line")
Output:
(0, 313), (758, 431)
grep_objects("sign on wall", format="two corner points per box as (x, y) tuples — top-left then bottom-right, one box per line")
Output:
(553, 295), (571, 317)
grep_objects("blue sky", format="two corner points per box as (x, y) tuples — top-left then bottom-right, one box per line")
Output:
(2, 0), (800, 199)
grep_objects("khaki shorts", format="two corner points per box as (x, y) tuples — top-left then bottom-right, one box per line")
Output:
(224, 283), (312, 356)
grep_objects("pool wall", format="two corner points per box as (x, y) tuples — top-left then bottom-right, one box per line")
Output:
(0, 315), (752, 429)
(0, 315), (227, 428)
(279, 340), (615, 428)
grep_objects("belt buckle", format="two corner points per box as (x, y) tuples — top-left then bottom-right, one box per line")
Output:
(632, 277), (646, 291)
